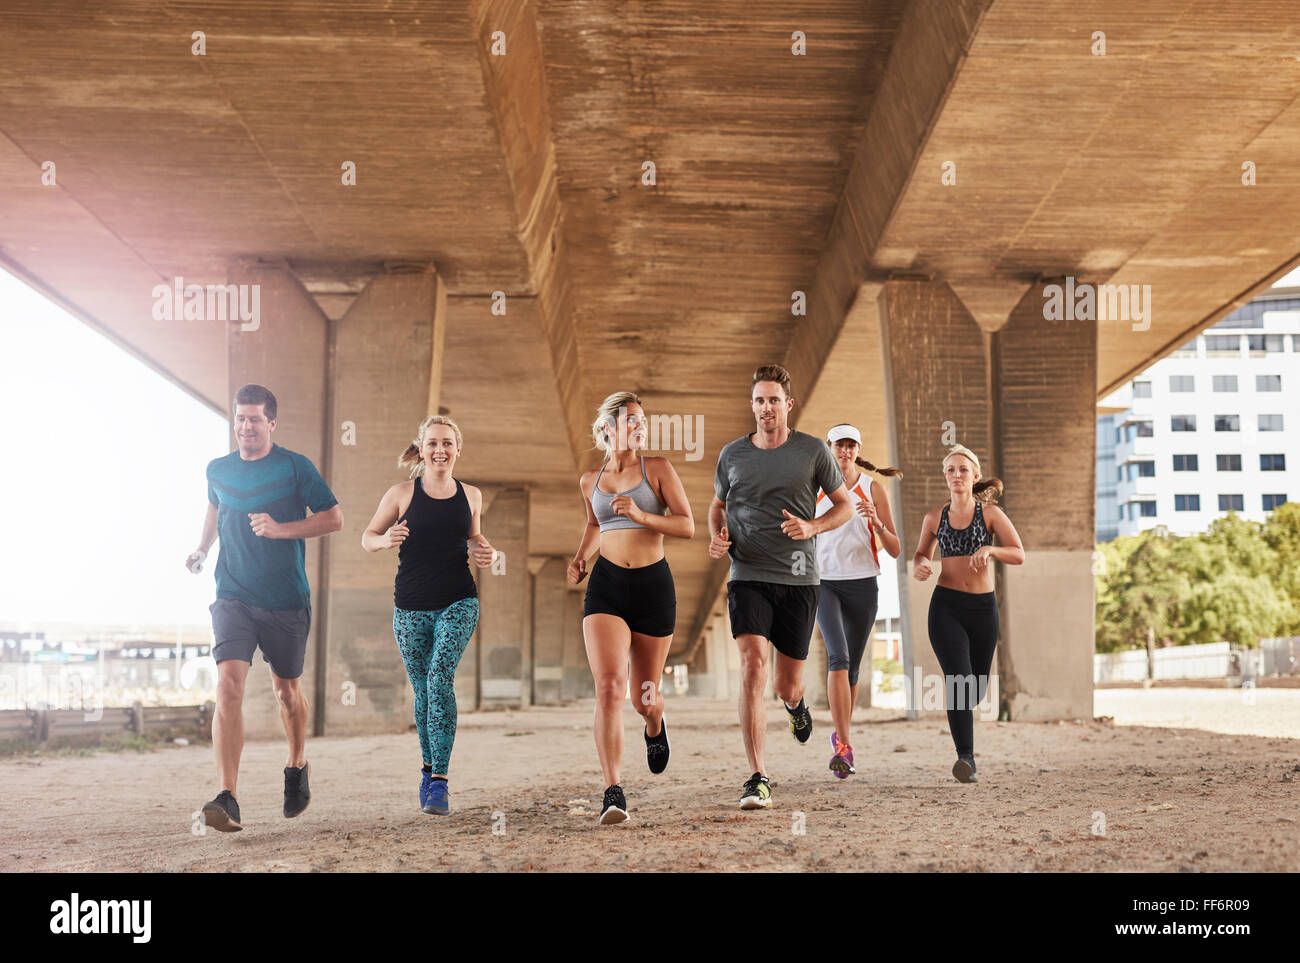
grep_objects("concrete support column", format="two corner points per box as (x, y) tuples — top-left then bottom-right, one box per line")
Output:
(226, 261), (329, 740)
(879, 279), (992, 720)
(530, 556), (568, 705)
(476, 487), (532, 707)
(878, 278), (1095, 723)
(694, 614), (730, 699)
(992, 282), (1096, 720)
(325, 269), (446, 735)
(561, 584), (592, 700)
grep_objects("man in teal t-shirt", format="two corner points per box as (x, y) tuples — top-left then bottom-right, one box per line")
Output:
(185, 384), (343, 832)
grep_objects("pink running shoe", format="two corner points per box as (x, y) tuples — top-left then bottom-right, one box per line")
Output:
(829, 731), (855, 778)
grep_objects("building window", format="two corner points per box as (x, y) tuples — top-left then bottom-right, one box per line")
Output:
(1172, 454), (1198, 471)
(1127, 461), (1155, 480)
(1132, 380), (1152, 398)
(1137, 501), (1157, 518)
(1218, 494), (1244, 512)
(1171, 415), (1197, 432)
(1258, 414), (1284, 432)
(1115, 426), (1121, 444)
(1205, 334), (1240, 356)
(1217, 454), (1242, 471)
(1256, 374), (1282, 392)
(1262, 494), (1288, 511)
(1261, 454), (1286, 471)
(1171, 340), (1198, 358)
(1212, 375), (1238, 392)
(1248, 334), (1284, 353)
(1214, 414), (1240, 432)
(1169, 375), (1195, 392)
(1174, 494), (1200, 512)
(1116, 466), (1123, 482)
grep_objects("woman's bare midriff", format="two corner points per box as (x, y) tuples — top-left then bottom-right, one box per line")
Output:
(936, 557), (996, 595)
(599, 528), (665, 568)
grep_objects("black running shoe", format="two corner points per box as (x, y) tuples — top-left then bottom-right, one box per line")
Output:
(785, 698), (813, 744)
(202, 790), (242, 833)
(740, 771), (772, 810)
(600, 784), (629, 825)
(645, 716), (670, 775)
(952, 756), (977, 784)
(283, 762), (311, 817)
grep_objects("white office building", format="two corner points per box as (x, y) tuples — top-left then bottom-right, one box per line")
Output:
(1096, 288), (1299, 540)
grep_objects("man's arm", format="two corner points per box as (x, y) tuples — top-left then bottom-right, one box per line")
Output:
(707, 496), (732, 559)
(185, 502), (219, 572)
(249, 504), (344, 539)
(197, 502), (218, 552)
(811, 485), (853, 534)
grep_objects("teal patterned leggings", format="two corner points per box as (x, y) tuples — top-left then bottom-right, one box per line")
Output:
(393, 598), (479, 774)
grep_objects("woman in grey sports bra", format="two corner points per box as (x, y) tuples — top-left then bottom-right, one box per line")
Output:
(569, 391), (694, 825)
(911, 444), (1025, 785)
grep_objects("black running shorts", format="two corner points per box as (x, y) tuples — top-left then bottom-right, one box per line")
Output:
(727, 580), (820, 661)
(583, 556), (677, 637)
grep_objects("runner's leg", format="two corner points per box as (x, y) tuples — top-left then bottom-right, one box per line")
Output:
(585, 613), (632, 789)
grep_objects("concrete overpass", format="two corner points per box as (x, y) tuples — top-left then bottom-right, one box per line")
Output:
(3, 0), (1298, 736)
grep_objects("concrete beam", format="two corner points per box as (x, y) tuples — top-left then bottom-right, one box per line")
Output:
(470, 0), (587, 471)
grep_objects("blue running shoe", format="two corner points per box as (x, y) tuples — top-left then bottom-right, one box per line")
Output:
(423, 777), (450, 815)
(419, 769), (434, 810)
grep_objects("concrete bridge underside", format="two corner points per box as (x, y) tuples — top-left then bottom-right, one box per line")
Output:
(3, 1), (1298, 735)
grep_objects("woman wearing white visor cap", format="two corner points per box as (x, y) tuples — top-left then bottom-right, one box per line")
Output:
(812, 424), (901, 778)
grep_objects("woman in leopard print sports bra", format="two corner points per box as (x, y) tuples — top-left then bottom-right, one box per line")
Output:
(911, 444), (1024, 784)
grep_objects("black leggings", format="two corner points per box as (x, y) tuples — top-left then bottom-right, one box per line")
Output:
(927, 585), (999, 758)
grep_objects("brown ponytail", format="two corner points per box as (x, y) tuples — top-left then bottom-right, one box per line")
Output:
(972, 478), (1003, 503)
(397, 443), (422, 477)
(854, 456), (902, 479)
(943, 444), (1004, 503)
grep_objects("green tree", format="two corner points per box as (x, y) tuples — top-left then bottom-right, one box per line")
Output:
(1261, 502), (1300, 635)
(1179, 573), (1292, 647)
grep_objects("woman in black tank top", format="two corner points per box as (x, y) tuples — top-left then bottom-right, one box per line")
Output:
(362, 416), (496, 816)
(911, 444), (1024, 784)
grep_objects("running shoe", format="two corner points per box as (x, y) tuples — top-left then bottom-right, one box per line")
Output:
(600, 784), (629, 824)
(830, 736), (855, 778)
(952, 756), (978, 784)
(201, 789), (242, 833)
(785, 697), (813, 744)
(645, 716), (670, 774)
(423, 777), (450, 815)
(739, 772), (772, 810)
(419, 769), (434, 810)
(283, 762), (311, 817)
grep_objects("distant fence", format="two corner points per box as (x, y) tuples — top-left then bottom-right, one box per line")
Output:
(0, 702), (214, 744)
(1095, 638), (1300, 684)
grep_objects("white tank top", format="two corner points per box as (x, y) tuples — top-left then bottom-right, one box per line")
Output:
(813, 472), (881, 579)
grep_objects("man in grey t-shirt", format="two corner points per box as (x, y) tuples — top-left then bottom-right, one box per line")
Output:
(708, 364), (853, 810)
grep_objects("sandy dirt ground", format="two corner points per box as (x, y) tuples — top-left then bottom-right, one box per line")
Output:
(2, 691), (1297, 873)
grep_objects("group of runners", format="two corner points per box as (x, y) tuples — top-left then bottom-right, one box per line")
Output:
(188, 364), (1023, 831)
